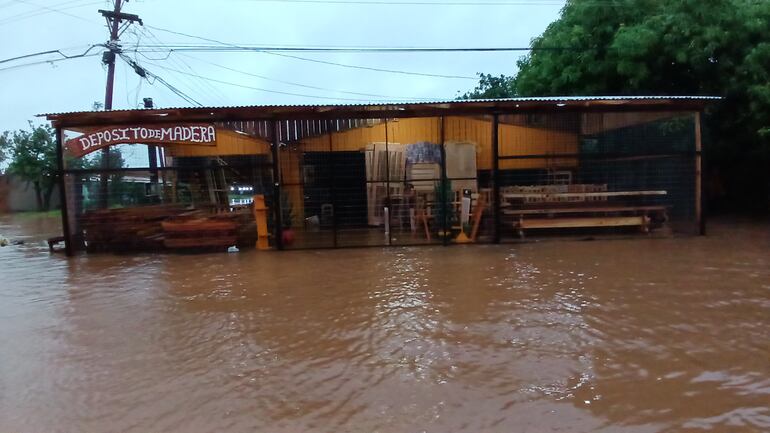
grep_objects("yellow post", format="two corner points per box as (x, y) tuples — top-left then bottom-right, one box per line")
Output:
(253, 194), (269, 250)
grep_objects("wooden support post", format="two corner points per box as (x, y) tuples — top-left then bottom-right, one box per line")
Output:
(55, 127), (73, 256)
(491, 114), (501, 244)
(253, 194), (269, 250)
(384, 118), (391, 246)
(439, 116), (449, 246)
(270, 120), (284, 250)
(695, 111), (704, 235)
(469, 191), (486, 241)
(327, 119), (338, 248)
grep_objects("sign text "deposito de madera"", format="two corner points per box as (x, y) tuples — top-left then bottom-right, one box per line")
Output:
(65, 124), (217, 157)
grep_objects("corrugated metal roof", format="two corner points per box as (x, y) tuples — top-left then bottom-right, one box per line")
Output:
(40, 96), (721, 117)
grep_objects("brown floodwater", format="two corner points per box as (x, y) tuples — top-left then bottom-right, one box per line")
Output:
(0, 214), (768, 433)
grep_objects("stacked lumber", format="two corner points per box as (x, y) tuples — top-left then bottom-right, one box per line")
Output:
(162, 214), (239, 250)
(82, 204), (190, 252)
(500, 184), (668, 237)
(502, 184), (607, 204)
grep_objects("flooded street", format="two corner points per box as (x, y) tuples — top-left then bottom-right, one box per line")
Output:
(0, 214), (768, 433)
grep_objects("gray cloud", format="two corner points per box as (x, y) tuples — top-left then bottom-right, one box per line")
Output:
(0, 0), (561, 132)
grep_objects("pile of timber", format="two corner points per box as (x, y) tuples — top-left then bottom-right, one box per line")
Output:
(82, 204), (191, 252)
(500, 184), (668, 237)
(162, 214), (240, 251)
(502, 184), (608, 204)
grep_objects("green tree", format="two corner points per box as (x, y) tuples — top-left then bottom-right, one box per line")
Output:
(460, 73), (516, 99)
(0, 122), (59, 211)
(464, 0), (770, 211)
(0, 131), (8, 170)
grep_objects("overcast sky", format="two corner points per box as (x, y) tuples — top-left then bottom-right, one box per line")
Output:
(0, 0), (564, 133)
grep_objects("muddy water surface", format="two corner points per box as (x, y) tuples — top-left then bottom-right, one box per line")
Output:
(0, 214), (768, 433)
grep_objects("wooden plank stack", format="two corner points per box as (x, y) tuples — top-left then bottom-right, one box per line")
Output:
(162, 214), (240, 251)
(500, 184), (668, 237)
(82, 204), (190, 252)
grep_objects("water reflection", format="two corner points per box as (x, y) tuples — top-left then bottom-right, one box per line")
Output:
(0, 214), (768, 432)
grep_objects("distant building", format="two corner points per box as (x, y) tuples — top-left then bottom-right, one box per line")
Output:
(0, 174), (61, 212)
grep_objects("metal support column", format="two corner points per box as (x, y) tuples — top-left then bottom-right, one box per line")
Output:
(384, 118), (391, 246)
(55, 128), (73, 256)
(439, 116), (449, 246)
(270, 120), (284, 250)
(695, 111), (705, 235)
(491, 114), (501, 244)
(327, 119), (338, 248)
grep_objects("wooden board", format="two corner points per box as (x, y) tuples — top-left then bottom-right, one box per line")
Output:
(161, 219), (237, 232)
(517, 216), (647, 229)
(469, 192), (487, 241)
(503, 205), (666, 216)
(164, 237), (237, 248)
(503, 190), (667, 199)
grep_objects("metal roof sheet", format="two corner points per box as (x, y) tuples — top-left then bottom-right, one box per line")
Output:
(40, 96), (721, 118)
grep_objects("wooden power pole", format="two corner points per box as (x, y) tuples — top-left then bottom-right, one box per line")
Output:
(98, 0), (142, 207)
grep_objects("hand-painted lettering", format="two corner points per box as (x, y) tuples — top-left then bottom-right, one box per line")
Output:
(65, 123), (218, 157)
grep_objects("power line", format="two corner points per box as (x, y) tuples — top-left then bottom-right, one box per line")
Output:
(145, 25), (478, 79)
(237, 0), (564, 5)
(128, 44), (550, 53)
(263, 50), (476, 79)
(128, 29), (450, 101)
(117, 52), (203, 107)
(141, 60), (436, 102)
(0, 45), (101, 65)
(0, 0), (102, 26)
(237, 0), (633, 4)
(0, 52), (100, 72)
(171, 52), (440, 100)
(142, 26), (229, 103)
(135, 26), (229, 105)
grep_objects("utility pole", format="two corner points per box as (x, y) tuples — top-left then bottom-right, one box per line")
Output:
(98, 0), (142, 207)
(143, 97), (159, 188)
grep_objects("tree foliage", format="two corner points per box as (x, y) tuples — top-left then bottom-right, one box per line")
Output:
(464, 0), (770, 211)
(460, 74), (516, 99)
(0, 121), (127, 211)
(0, 122), (59, 211)
(0, 131), (8, 168)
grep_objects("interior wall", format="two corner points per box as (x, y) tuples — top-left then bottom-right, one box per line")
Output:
(581, 111), (681, 135)
(166, 129), (271, 157)
(498, 122), (579, 169)
(156, 117), (581, 228)
(279, 116), (579, 226)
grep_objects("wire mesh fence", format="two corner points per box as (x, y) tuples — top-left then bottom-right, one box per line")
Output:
(58, 109), (701, 253)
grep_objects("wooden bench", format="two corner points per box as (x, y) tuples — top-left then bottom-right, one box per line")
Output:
(504, 204), (667, 217)
(510, 204), (666, 229)
(518, 215), (649, 230)
(501, 188), (668, 237)
(502, 190), (668, 200)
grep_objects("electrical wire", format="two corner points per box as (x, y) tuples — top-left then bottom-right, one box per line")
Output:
(127, 27), (225, 105)
(236, 0), (565, 5)
(0, 52), (100, 72)
(128, 44), (551, 53)
(139, 60), (437, 102)
(139, 26), (229, 104)
(264, 50), (477, 79)
(0, 0), (103, 26)
(128, 28), (450, 101)
(145, 25), (479, 79)
(167, 52), (442, 100)
(117, 52), (203, 106)
(0, 45), (101, 65)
